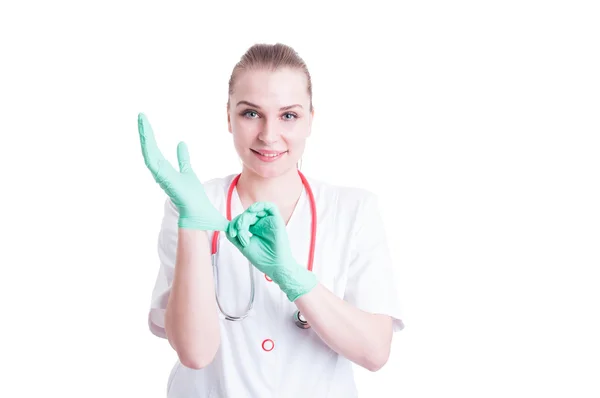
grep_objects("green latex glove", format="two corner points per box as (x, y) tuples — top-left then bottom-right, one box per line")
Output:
(226, 201), (317, 302)
(137, 112), (229, 231)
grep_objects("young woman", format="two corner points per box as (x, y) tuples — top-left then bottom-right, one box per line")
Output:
(139, 42), (404, 397)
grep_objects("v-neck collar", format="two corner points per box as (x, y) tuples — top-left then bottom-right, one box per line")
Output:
(230, 178), (307, 230)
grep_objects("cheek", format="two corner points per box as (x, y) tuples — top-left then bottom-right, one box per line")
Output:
(283, 121), (311, 143)
(232, 120), (258, 141)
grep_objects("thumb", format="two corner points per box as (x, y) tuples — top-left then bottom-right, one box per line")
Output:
(226, 220), (246, 251)
(176, 141), (193, 173)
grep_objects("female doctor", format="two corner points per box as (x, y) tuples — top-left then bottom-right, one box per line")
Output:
(139, 43), (405, 397)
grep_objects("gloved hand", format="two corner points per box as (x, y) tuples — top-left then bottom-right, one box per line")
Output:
(137, 113), (229, 231)
(226, 201), (317, 302)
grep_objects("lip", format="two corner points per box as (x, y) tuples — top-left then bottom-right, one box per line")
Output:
(251, 149), (288, 162)
(252, 149), (286, 154)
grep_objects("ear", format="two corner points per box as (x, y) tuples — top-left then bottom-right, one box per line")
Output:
(307, 106), (315, 136)
(227, 103), (232, 134)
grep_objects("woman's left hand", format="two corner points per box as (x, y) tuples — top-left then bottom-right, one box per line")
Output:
(226, 202), (317, 302)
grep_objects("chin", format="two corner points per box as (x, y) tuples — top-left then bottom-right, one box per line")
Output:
(245, 160), (298, 179)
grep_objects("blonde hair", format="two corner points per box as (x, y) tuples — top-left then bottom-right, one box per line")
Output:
(227, 43), (313, 111)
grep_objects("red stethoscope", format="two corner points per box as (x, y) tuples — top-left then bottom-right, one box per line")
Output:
(210, 170), (316, 329)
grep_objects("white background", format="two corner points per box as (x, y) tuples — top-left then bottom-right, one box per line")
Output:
(1, 1), (599, 397)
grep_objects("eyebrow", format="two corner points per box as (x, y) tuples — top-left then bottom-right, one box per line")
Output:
(236, 100), (303, 111)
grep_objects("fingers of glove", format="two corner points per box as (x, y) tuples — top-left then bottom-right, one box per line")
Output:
(248, 214), (277, 237)
(258, 202), (282, 219)
(138, 113), (177, 179)
(226, 222), (249, 253)
(247, 202), (283, 224)
(235, 210), (259, 231)
(226, 220), (243, 252)
(234, 212), (259, 247)
(243, 203), (266, 220)
(226, 218), (238, 239)
(246, 201), (277, 215)
(138, 113), (162, 168)
(176, 141), (193, 173)
(226, 213), (252, 247)
(238, 228), (250, 248)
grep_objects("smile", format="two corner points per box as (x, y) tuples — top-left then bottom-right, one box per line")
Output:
(251, 149), (288, 162)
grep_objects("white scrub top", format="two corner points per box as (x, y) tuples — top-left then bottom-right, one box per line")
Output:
(148, 174), (405, 398)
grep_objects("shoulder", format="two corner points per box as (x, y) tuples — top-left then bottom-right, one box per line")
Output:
(304, 174), (382, 239)
(304, 174), (386, 252)
(201, 173), (237, 200)
(305, 174), (379, 213)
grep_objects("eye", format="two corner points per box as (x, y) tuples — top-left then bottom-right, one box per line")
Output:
(242, 110), (259, 118)
(283, 112), (297, 120)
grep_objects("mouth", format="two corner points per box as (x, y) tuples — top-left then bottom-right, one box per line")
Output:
(251, 149), (288, 162)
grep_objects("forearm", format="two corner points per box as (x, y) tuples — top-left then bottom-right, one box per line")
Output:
(165, 228), (220, 369)
(294, 283), (393, 372)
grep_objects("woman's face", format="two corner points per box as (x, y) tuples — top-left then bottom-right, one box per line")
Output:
(227, 67), (313, 179)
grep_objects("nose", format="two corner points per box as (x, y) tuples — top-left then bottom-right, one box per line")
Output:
(258, 119), (280, 144)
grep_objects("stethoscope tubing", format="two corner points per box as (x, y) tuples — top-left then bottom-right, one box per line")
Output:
(211, 170), (317, 326)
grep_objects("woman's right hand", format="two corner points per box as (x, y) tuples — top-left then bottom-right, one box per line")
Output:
(137, 112), (229, 231)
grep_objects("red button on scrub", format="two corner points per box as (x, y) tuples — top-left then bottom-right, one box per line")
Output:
(262, 339), (274, 352)
(264, 274), (272, 282)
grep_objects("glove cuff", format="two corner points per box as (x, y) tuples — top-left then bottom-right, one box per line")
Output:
(178, 216), (229, 231)
(272, 265), (318, 302)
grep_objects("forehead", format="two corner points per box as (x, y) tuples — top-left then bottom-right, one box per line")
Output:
(232, 68), (309, 107)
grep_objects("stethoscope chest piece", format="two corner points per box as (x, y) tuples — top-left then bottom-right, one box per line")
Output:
(294, 310), (311, 329)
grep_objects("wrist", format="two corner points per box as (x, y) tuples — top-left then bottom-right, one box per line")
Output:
(178, 215), (229, 231)
(272, 264), (318, 302)
(178, 215), (210, 230)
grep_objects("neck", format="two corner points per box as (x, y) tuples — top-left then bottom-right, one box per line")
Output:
(236, 167), (303, 209)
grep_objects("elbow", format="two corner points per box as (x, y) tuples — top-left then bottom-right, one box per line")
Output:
(168, 331), (221, 370)
(365, 351), (390, 372)
(364, 342), (391, 372)
(179, 346), (219, 370)
(180, 355), (214, 370)
(368, 360), (388, 373)
(364, 317), (394, 372)
(165, 318), (221, 370)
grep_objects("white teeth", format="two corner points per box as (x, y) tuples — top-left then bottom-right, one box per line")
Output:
(259, 152), (283, 157)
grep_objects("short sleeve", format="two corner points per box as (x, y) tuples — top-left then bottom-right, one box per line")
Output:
(343, 192), (405, 332)
(147, 198), (179, 339)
